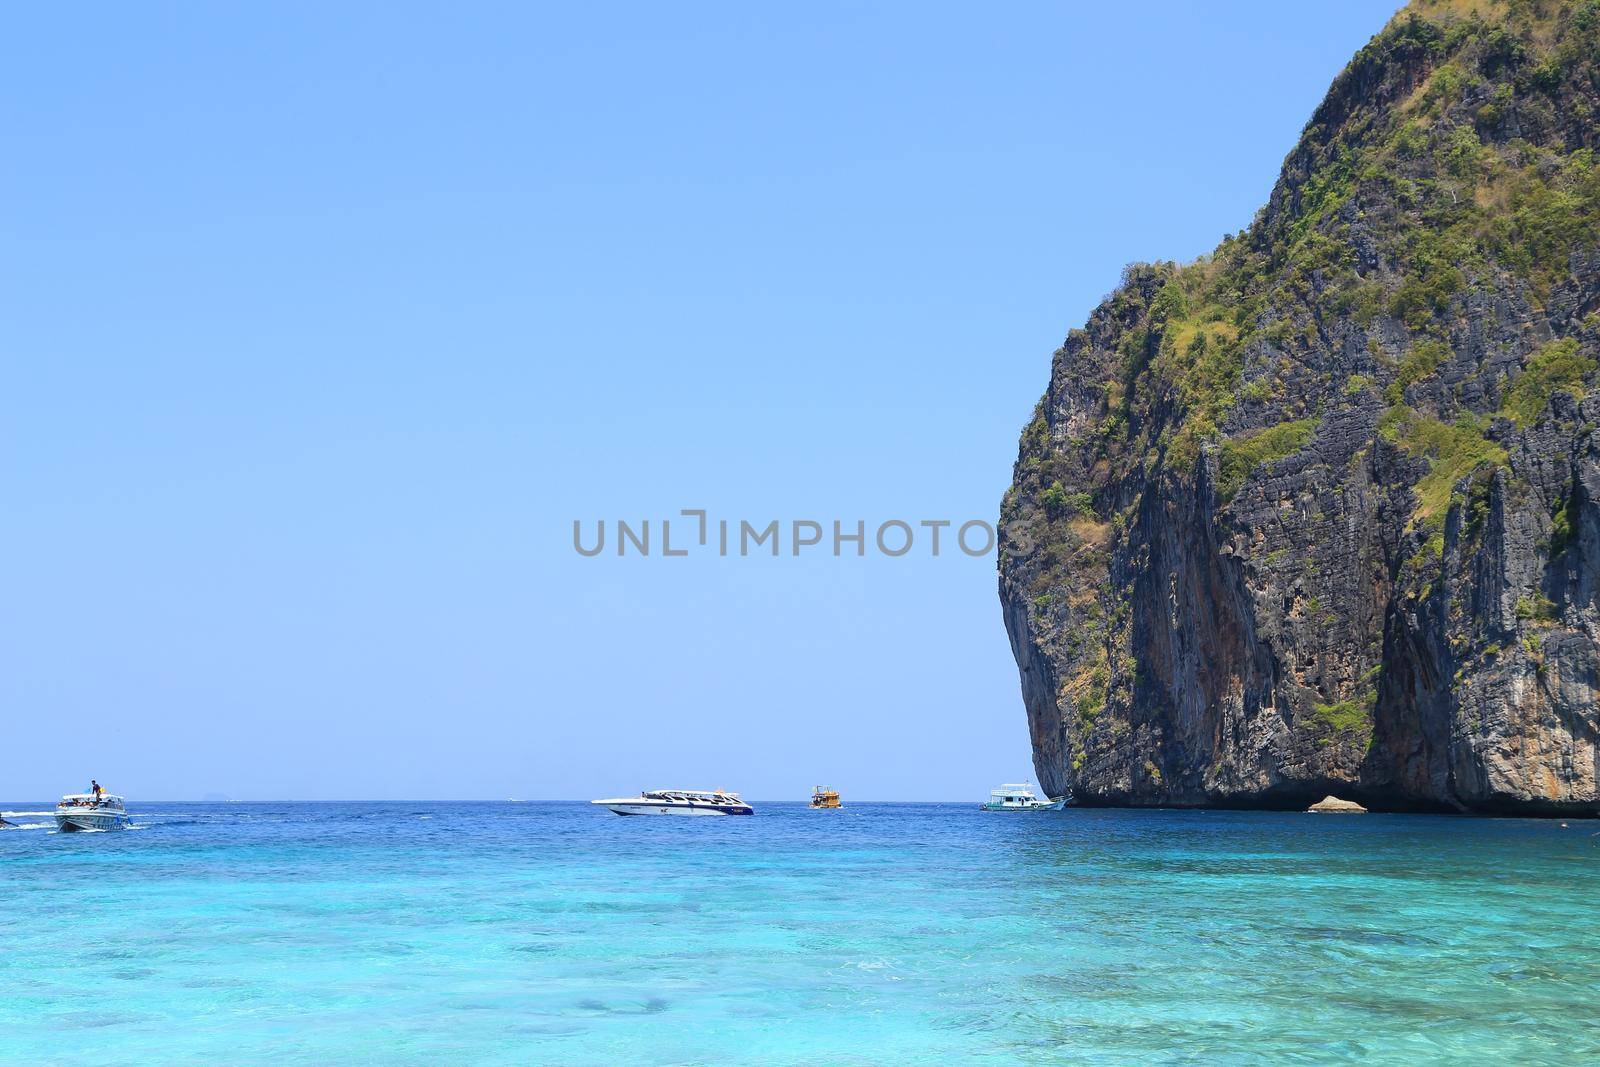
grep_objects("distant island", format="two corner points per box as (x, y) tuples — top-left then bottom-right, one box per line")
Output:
(1001, 0), (1600, 815)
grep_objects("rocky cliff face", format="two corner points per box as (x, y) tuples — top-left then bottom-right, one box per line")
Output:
(1000, 0), (1600, 814)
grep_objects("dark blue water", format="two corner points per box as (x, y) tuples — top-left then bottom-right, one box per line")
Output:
(2, 802), (1597, 1064)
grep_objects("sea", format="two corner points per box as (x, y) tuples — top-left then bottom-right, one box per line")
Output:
(1, 801), (1595, 1065)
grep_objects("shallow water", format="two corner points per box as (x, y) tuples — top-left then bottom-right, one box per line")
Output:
(2, 802), (1596, 1064)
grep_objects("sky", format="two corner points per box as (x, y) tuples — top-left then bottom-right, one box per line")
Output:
(1, 1), (1405, 800)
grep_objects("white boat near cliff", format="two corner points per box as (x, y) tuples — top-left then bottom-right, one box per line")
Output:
(980, 783), (1067, 811)
(592, 789), (753, 816)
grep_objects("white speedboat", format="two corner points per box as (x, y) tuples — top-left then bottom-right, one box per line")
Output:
(980, 783), (1067, 811)
(592, 789), (753, 816)
(55, 792), (132, 831)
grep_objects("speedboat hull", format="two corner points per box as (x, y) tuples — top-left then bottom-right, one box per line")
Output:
(980, 798), (1067, 812)
(55, 810), (131, 832)
(604, 801), (751, 816)
(593, 789), (753, 816)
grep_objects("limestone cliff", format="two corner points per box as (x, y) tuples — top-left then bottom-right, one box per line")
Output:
(1000, 0), (1600, 814)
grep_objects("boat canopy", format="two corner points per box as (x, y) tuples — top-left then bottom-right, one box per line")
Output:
(59, 793), (126, 808)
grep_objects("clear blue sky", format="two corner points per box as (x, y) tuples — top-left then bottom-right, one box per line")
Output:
(1, 1), (1402, 800)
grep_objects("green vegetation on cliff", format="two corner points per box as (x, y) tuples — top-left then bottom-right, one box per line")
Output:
(1217, 420), (1317, 500)
(1309, 691), (1377, 743)
(1499, 338), (1596, 426)
(1379, 406), (1508, 522)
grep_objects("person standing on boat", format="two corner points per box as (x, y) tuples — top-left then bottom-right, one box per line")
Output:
(90, 779), (102, 800)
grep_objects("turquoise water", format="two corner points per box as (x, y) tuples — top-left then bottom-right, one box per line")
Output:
(2, 802), (1596, 1064)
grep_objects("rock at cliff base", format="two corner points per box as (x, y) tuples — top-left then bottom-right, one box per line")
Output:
(1308, 796), (1367, 814)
